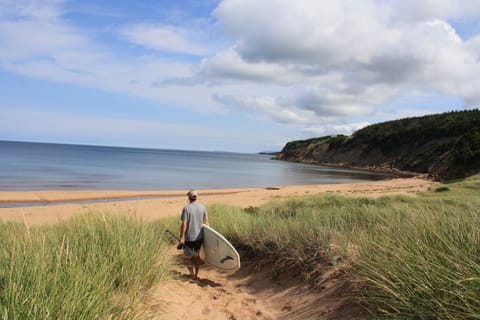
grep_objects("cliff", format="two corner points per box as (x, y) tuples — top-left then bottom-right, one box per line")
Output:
(274, 109), (480, 180)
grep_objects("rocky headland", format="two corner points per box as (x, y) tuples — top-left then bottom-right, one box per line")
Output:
(275, 109), (480, 180)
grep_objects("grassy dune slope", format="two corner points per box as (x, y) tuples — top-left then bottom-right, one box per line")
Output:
(1, 175), (478, 319)
(208, 174), (480, 319)
(0, 215), (171, 319)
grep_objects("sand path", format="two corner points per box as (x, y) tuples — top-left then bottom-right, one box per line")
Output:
(142, 250), (363, 320)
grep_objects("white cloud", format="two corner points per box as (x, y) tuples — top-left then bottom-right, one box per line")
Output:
(214, 94), (315, 124)
(302, 122), (371, 137)
(387, 0), (480, 22)
(0, 0), (63, 19)
(205, 0), (480, 127)
(0, 19), (88, 62)
(0, 0), (479, 146)
(0, 1), (220, 113)
(119, 23), (212, 56)
(198, 48), (304, 83)
(213, 0), (394, 66)
(0, 107), (219, 141)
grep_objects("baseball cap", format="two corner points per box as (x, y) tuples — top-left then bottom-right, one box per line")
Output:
(187, 189), (198, 199)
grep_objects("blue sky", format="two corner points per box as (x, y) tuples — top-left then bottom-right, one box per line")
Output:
(0, 0), (479, 152)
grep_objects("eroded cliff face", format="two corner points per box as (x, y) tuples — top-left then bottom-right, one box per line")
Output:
(275, 110), (480, 180)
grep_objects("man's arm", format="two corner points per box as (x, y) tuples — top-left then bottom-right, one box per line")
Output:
(180, 220), (187, 243)
(203, 214), (209, 226)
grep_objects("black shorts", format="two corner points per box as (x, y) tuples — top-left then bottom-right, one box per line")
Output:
(184, 239), (203, 251)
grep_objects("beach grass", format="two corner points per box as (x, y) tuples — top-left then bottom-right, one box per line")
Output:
(1, 174), (479, 319)
(207, 174), (480, 319)
(0, 213), (171, 319)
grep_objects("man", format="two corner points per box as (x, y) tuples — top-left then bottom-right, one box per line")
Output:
(179, 189), (209, 280)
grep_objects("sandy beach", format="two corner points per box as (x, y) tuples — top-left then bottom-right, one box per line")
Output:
(0, 177), (433, 319)
(0, 177), (432, 226)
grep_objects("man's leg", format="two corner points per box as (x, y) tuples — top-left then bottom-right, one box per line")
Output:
(193, 256), (201, 279)
(194, 240), (205, 279)
(183, 256), (195, 278)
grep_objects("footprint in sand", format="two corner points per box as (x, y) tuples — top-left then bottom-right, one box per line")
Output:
(201, 306), (211, 316)
(282, 304), (293, 311)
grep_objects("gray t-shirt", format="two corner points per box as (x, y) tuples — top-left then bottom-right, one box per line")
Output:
(181, 202), (208, 241)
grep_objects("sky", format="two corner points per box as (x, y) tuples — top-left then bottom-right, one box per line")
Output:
(0, 0), (479, 153)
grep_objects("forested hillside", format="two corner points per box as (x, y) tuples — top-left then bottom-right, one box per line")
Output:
(275, 109), (480, 180)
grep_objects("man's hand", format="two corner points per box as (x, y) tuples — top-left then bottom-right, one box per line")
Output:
(177, 242), (184, 250)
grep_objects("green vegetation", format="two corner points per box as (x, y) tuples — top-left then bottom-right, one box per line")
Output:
(354, 109), (480, 144)
(284, 134), (353, 152)
(455, 126), (480, 167)
(277, 109), (480, 179)
(0, 214), (171, 319)
(208, 174), (480, 319)
(354, 109), (480, 167)
(283, 135), (332, 152)
(1, 174), (479, 319)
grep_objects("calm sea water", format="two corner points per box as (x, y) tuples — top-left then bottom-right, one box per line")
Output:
(0, 140), (388, 191)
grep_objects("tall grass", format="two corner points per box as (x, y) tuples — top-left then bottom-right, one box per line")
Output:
(206, 175), (480, 319)
(354, 205), (480, 319)
(353, 177), (480, 319)
(0, 213), (171, 319)
(1, 174), (478, 319)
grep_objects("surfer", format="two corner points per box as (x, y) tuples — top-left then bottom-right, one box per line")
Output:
(179, 189), (209, 280)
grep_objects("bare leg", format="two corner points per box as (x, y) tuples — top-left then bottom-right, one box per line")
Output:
(193, 257), (201, 279)
(183, 257), (195, 278)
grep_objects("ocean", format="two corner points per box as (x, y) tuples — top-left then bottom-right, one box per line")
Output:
(0, 140), (388, 191)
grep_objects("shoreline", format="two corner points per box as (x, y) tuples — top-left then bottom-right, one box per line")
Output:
(0, 177), (433, 226)
(0, 189), (246, 205)
(272, 157), (424, 179)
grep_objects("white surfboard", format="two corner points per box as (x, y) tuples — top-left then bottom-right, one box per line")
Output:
(199, 224), (241, 271)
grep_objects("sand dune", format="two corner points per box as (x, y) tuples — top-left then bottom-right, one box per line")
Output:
(0, 178), (432, 319)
